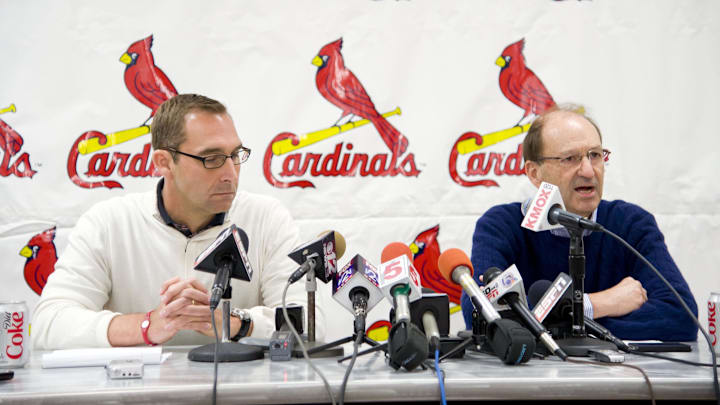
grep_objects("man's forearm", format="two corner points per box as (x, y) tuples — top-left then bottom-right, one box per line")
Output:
(108, 311), (248, 346)
(107, 313), (146, 346)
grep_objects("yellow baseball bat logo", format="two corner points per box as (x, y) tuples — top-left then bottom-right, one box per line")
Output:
(77, 125), (150, 155)
(271, 107), (401, 156)
(0, 104), (16, 115)
(456, 123), (531, 155)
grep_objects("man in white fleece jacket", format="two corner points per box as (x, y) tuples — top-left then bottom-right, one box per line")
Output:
(33, 94), (323, 349)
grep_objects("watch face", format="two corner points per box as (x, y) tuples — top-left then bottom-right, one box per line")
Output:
(141, 320), (150, 329)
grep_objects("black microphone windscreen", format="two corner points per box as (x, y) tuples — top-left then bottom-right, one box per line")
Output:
(527, 280), (552, 309)
(236, 227), (249, 251)
(482, 267), (503, 284)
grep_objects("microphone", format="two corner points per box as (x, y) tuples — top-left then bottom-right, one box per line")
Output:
(521, 182), (603, 233)
(379, 242), (428, 370)
(410, 293), (450, 351)
(331, 254), (383, 335)
(438, 249), (501, 323)
(438, 248), (535, 365)
(528, 276), (573, 324)
(528, 278), (630, 351)
(483, 267), (567, 360)
(379, 242), (423, 323)
(194, 224), (252, 310)
(288, 230), (346, 284)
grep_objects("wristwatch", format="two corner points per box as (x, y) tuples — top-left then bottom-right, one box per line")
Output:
(141, 310), (157, 346)
(229, 308), (252, 342)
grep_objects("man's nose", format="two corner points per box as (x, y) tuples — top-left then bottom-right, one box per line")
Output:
(219, 157), (239, 181)
(577, 154), (595, 177)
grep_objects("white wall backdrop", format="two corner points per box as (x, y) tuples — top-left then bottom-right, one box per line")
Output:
(1, 0), (718, 343)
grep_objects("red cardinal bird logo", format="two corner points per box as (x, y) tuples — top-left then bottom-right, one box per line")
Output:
(0, 119), (24, 157)
(409, 225), (462, 304)
(18, 227), (58, 295)
(120, 35), (178, 124)
(496, 39), (555, 124)
(312, 38), (409, 156)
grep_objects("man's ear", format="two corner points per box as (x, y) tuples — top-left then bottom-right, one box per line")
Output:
(152, 149), (173, 177)
(525, 160), (543, 188)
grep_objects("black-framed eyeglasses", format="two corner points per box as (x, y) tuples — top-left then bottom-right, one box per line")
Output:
(165, 146), (251, 169)
(537, 148), (611, 167)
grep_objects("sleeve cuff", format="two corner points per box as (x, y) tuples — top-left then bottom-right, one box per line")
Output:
(246, 306), (275, 339)
(97, 311), (122, 347)
(583, 293), (594, 319)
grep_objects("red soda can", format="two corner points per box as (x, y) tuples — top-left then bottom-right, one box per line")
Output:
(710, 293), (720, 354)
(0, 301), (30, 368)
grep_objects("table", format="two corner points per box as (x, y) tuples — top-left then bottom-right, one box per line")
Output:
(1, 342), (717, 404)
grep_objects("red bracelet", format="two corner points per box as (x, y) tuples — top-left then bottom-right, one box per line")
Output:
(140, 310), (157, 346)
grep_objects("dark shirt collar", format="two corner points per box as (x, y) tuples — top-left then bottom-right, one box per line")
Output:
(156, 178), (226, 238)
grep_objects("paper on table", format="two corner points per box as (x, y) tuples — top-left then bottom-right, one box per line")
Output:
(42, 346), (172, 368)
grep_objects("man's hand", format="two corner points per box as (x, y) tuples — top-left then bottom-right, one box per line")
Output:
(107, 276), (241, 346)
(150, 277), (211, 341)
(152, 277), (241, 340)
(588, 276), (648, 319)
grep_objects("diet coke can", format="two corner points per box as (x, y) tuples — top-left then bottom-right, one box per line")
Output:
(0, 301), (30, 368)
(710, 293), (720, 354)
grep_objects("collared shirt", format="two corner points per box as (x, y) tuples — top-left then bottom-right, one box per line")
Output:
(549, 209), (598, 239)
(156, 178), (225, 238)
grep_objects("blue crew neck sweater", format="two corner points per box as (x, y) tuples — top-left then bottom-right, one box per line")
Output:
(460, 199), (698, 341)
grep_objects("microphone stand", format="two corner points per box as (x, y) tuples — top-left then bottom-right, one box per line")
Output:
(554, 228), (615, 356)
(307, 292), (380, 361)
(293, 269), (343, 358)
(439, 309), (485, 362)
(188, 284), (265, 362)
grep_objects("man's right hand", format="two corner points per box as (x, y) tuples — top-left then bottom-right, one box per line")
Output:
(147, 277), (213, 344)
(107, 276), (213, 346)
(588, 276), (648, 319)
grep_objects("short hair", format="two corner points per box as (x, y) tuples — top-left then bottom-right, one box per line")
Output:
(151, 94), (227, 156)
(523, 104), (603, 163)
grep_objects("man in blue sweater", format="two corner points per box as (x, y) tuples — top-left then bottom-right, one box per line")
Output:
(461, 105), (698, 341)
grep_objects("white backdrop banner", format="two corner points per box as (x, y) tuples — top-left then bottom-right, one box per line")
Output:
(1, 0), (718, 343)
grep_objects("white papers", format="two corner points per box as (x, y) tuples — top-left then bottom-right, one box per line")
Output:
(41, 346), (171, 368)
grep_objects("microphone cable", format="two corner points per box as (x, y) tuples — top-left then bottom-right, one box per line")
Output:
(339, 332), (362, 405)
(566, 357), (655, 405)
(281, 280), (337, 405)
(624, 350), (716, 367)
(601, 227), (719, 405)
(210, 307), (220, 405)
(434, 348), (447, 405)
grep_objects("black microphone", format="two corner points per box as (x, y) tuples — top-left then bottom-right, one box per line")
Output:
(288, 231), (346, 284)
(410, 293), (450, 352)
(527, 278), (629, 351)
(548, 205), (604, 232)
(379, 242), (428, 370)
(194, 225), (252, 310)
(521, 182), (603, 233)
(379, 243), (423, 325)
(438, 249), (535, 365)
(331, 254), (383, 335)
(527, 278), (573, 325)
(483, 267), (567, 360)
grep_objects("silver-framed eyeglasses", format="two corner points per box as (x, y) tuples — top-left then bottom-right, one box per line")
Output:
(165, 146), (251, 169)
(537, 148), (610, 167)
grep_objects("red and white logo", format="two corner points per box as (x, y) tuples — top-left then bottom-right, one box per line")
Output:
(709, 300), (717, 347)
(448, 38), (555, 188)
(67, 34), (177, 189)
(4, 311), (25, 360)
(0, 104), (37, 178)
(521, 182), (565, 232)
(263, 38), (420, 189)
